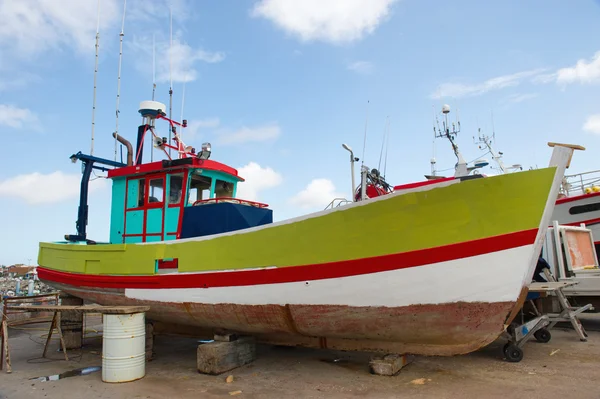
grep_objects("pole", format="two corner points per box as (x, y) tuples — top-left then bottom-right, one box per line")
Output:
(350, 154), (356, 202)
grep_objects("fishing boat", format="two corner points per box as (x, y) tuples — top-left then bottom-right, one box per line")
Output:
(35, 97), (580, 356)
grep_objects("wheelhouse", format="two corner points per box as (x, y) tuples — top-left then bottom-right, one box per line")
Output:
(107, 157), (272, 244)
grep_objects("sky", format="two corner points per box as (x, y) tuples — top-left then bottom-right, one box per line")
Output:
(1, 0), (600, 265)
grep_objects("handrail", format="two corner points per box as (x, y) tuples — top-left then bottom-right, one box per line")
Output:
(560, 169), (600, 196)
(192, 197), (269, 208)
(324, 198), (352, 210)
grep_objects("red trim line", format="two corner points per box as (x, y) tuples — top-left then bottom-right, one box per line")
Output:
(107, 158), (243, 181)
(556, 191), (600, 204)
(38, 229), (537, 290)
(394, 177), (455, 191)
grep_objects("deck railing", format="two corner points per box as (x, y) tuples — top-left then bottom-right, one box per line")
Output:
(561, 169), (600, 196)
(324, 198), (352, 210)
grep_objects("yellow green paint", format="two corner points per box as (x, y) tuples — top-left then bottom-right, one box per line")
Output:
(38, 167), (556, 276)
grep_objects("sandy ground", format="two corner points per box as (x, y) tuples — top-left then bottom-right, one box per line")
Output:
(1, 315), (599, 399)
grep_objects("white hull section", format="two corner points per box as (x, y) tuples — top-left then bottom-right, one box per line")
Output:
(125, 245), (533, 307)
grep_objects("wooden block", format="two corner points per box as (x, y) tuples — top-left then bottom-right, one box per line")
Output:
(197, 337), (256, 375)
(214, 333), (238, 342)
(369, 354), (412, 376)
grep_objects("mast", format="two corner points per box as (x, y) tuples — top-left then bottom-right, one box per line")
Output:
(114, 0), (127, 161)
(433, 104), (467, 177)
(90, 0), (101, 155)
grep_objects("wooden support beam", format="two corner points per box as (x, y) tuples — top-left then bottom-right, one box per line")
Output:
(2, 319), (12, 373)
(197, 337), (256, 375)
(369, 354), (412, 376)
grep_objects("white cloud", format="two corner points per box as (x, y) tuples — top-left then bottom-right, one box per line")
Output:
(251, 0), (398, 44)
(0, 0), (121, 57)
(347, 61), (374, 75)
(183, 118), (220, 141)
(583, 114), (600, 135)
(236, 162), (283, 202)
(0, 71), (39, 92)
(216, 123), (281, 146)
(503, 93), (538, 104)
(431, 69), (545, 99)
(289, 178), (343, 210)
(130, 33), (224, 83)
(0, 104), (39, 129)
(0, 171), (106, 205)
(556, 51), (600, 85)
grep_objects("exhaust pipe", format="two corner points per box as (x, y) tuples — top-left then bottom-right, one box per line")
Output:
(112, 132), (133, 166)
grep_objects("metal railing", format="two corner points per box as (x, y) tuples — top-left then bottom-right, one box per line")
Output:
(324, 198), (352, 210)
(561, 169), (600, 196)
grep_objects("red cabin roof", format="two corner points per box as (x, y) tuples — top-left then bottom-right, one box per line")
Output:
(107, 158), (244, 181)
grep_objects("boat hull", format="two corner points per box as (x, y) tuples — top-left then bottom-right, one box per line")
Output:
(38, 166), (566, 356)
(40, 241), (534, 355)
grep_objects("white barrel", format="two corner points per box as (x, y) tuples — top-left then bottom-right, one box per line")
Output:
(102, 313), (146, 383)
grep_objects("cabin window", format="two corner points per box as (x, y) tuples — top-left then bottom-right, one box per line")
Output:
(169, 173), (184, 205)
(569, 202), (600, 215)
(126, 178), (145, 209)
(148, 178), (164, 204)
(215, 180), (234, 198)
(188, 174), (212, 205)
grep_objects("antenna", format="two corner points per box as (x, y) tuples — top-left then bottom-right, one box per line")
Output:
(433, 104), (468, 177)
(152, 33), (156, 101)
(168, 4), (173, 157)
(491, 110), (496, 142)
(383, 118), (391, 178)
(114, 0), (127, 162)
(151, 33), (156, 163)
(377, 116), (388, 172)
(90, 0), (101, 156)
(361, 100), (369, 167)
(179, 79), (186, 158)
(431, 105), (437, 176)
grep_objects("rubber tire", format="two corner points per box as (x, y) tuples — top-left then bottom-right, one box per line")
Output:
(503, 343), (524, 363)
(534, 328), (551, 343)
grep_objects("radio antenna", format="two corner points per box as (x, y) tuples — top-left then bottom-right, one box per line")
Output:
(361, 100), (370, 167)
(152, 33), (156, 101)
(114, 0), (127, 161)
(90, 0), (101, 155)
(168, 5), (173, 157)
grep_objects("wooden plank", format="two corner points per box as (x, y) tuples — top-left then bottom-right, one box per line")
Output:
(42, 312), (58, 359)
(5, 305), (150, 314)
(528, 281), (578, 292)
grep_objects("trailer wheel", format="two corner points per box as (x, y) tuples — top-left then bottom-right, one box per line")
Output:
(503, 343), (523, 363)
(534, 328), (551, 343)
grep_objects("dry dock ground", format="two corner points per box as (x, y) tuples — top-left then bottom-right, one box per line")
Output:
(1, 315), (600, 399)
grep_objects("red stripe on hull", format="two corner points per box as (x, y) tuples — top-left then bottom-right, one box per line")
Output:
(556, 191), (600, 205)
(39, 229), (537, 290)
